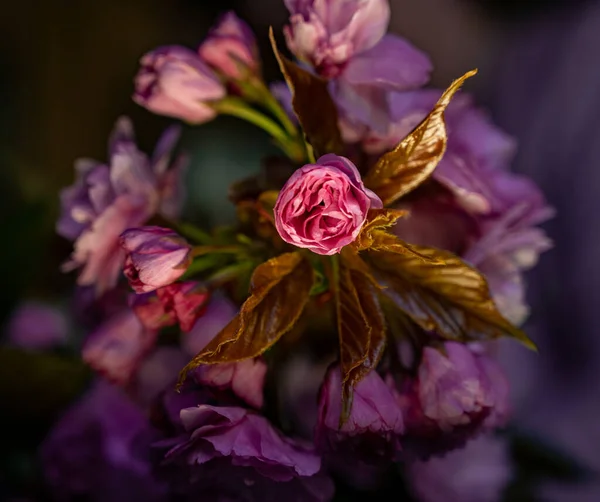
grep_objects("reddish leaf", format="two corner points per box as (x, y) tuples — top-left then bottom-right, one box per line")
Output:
(364, 70), (477, 206)
(335, 248), (386, 425)
(354, 208), (437, 262)
(269, 28), (344, 158)
(368, 245), (535, 349)
(179, 252), (313, 383)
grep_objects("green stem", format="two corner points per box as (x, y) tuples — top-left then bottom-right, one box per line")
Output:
(214, 98), (288, 145)
(191, 245), (242, 257)
(214, 98), (305, 162)
(260, 84), (298, 138)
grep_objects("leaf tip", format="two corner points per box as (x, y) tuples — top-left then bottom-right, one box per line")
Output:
(440, 68), (479, 106)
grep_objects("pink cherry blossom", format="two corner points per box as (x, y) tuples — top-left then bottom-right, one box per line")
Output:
(274, 154), (382, 255)
(198, 11), (258, 79)
(134, 46), (225, 124)
(120, 226), (192, 293)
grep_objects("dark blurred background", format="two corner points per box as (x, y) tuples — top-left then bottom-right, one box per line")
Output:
(1, 0), (599, 500)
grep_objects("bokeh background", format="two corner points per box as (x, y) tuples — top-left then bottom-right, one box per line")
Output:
(1, 0), (599, 500)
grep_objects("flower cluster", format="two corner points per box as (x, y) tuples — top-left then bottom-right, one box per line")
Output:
(45, 1), (553, 501)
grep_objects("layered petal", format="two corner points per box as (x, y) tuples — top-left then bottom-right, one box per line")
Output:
(134, 46), (225, 123)
(274, 154), (382, 255)
(199, 11), (258, 78)
(120, 226), (192, 293)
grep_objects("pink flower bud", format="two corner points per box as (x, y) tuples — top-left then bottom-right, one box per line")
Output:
(120, 226), (192, 293)
(274, 154), (382, 255)
(130, 281), (210, 332)
(134, 46), (226, 124)
(198, 11), (258, 79)
(284, 0), (390, 77)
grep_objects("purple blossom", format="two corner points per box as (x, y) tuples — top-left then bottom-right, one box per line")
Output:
(284, 0), (391, 78)
(331, 35), (432, 133)
(406, 434), (513, 502)
(160, 404), (334, 501)
(58, 118), (185, 294)
(4, 301), (68, 350)
(134, 46), (226, 123)
(315, 366), (404, 489)
(120, 226), (192, 293)
(40, 381), (168, 502)
(82, 310), (158, 385)
(199, 11), (258, 79)
(394, 342), (510, 458)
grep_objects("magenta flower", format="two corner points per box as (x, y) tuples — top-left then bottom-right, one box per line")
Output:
(130, 281), (210, 332)
(4, 301), (68, 350)
(284, 0), (390, 78)
(40, 381), (168, 502)
(120, 226), (192, 293)
(58, 118), (185, 294)
(315, 366), (404, 489)
(134, 46), (226, 124)
(199, 11), (258, 79)
(160, 404), (334, 501)
(82, 310), (159, 385)
(274, 154), (382, 255)
(193, 357), (268, 409)
(406, 434), (512, 502)
(395, 342), (510, 458)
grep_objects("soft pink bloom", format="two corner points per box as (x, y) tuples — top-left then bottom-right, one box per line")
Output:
(315, 366), (404, 489)
(82, 311), (159, 385)
(407, 434), (512, 502)
(5, 301), (68, 350)
(284, 0), (390, 78)
(130, 281), (210, 332)
(120, 226), (192, 293)
(58, 118), (185, 294)
(198, 11), (258, 79)
(134, 46), (225, 124)
(193, 357), (268, 409)
(274, 154), (382, 255)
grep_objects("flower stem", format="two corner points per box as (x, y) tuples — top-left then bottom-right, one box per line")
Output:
(213, 98), (304, 161)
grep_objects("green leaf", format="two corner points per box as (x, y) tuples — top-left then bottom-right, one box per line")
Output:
(364, 70), (477, 206)
(335, 248), (387, 425)
(368, 245), (535, 349)
(269, 28), (344, 158)
(179, 252), (314, 383)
